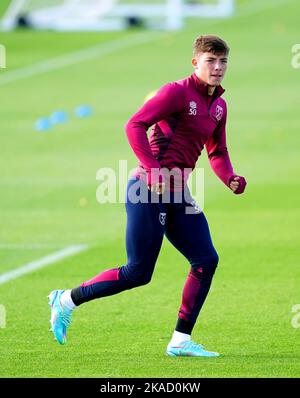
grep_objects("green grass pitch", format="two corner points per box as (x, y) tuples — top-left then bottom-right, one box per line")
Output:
(0, 0), (300, 377)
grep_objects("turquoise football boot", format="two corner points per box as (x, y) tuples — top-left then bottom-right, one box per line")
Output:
(166, 340), (220, 357)
(48, 290), (72, 345)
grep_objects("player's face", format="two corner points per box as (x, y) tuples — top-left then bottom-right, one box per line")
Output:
(192, 52), (228, 86)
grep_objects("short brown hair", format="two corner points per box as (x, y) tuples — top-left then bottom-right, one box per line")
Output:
(193, 35), (229, 57)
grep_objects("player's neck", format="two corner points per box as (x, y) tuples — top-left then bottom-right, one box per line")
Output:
(208, 85), (216, 96)
(195, 72), (216, 96)
(194, 73), (216, 96)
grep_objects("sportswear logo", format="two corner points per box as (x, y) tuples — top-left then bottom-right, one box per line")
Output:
(189, 101), (197, 115)
(215, 105), (223, 121)
(159, 212), (166, 225)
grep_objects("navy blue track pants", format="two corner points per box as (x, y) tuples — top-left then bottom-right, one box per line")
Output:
(72, 177), (219, 333)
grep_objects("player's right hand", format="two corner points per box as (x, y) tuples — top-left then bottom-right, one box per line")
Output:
(229, 176), (247, 194)
(148, 182), (165, 195)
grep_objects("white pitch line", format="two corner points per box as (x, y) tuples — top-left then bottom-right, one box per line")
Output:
(0, 244), (88, 285)
(0, 32), (160, 86)
(0, 243), (65, 249)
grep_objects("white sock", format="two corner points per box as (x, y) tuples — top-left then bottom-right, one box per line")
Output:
(169, 330), (191, 346)
(60, 289), (76, 310)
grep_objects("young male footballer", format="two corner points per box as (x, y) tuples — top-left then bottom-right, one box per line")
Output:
(49, 35), (247, 357)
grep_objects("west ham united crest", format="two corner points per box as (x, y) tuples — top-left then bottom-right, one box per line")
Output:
(159, 212), (166, 226)
(215, 105), (223, 121)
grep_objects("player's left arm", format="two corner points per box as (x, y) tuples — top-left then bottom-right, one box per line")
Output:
(205, 101), (247, 194)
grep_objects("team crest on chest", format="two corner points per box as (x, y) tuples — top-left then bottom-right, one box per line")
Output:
(215, 105), (223, 121)
(189, 101), (197, 115)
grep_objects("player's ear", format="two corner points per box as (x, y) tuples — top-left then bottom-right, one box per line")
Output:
(191, 58), (198, 68)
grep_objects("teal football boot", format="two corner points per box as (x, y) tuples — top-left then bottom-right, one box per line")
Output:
(48, 290), (73, 345)
(166, 340), (220, 357)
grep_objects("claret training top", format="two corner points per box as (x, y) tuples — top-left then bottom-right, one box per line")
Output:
(125, 73), (236, 191)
